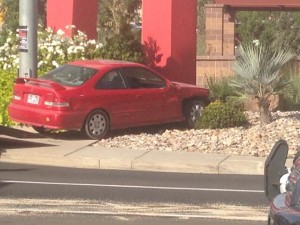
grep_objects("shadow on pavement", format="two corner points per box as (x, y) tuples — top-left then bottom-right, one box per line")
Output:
(44, 130), (89, 140)
(0, 126), (43, 139)
(0, 137), (55, 149)
(0, 125), (89, 141)
(0, 122), (187, 141)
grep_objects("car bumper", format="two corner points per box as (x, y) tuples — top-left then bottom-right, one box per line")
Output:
(8, 103), (86, 130)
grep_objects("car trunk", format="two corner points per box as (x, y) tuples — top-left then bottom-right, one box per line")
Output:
(12, 78), (70, 110)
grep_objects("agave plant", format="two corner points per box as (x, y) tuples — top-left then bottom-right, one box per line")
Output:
(230, 45), (295, 124)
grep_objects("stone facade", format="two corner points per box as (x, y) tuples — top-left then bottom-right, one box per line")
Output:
(196, 3), (300, 87)
(196, 4), (236, 87)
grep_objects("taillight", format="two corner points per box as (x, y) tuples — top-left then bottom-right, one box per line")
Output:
(13, 95), (21, 100)
(44, 93), (70, 109)
(44, 101), (70, 107)
(12, 90), (22, 101)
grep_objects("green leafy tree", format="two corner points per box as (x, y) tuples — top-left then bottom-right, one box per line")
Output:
(0, 0), (19, 45)
(230, 45), (294, 124)
(97, 0), (145, 63)
(236, 11), (300, 54)
(97, 0), (141, 41)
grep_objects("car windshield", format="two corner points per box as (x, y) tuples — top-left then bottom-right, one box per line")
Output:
(41, 65), (98, 87)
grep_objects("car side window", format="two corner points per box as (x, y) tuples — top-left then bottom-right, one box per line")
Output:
(121, 67), (166, 89)
(96, 70), (126, 90)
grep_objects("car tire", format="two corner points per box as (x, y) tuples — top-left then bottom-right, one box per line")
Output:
(32, 126), (52, 134)
(83, 109), (109, 140)
(184, 100), (205, 128)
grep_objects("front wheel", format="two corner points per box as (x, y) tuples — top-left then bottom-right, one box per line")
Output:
(83, 110), (109, 140)
(184, 100), (205, 128)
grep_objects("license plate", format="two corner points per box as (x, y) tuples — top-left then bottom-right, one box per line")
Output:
(27, 94), (40, 104)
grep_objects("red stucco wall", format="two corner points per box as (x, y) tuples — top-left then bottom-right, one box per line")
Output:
(142, 0), (197, 84)
(47, 0), (97, 39)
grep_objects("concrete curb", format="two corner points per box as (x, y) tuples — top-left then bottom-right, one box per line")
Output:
(0, 145), (268, 174)
(0, 126), (287, 175)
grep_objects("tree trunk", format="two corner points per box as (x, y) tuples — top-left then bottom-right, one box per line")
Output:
(258, 99), (272, 125)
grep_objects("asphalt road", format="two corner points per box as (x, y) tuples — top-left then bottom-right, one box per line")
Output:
(0, 214), (266, 225)
(0, 162), (269, 225)
(0, 162), (267, 205)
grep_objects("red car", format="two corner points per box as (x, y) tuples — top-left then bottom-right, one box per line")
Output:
(8, 60), (210, 139)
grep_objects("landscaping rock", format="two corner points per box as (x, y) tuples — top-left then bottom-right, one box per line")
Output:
(96, 111), (300, 158)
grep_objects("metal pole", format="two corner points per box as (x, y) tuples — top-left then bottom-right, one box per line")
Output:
(19, 0), (38, 78)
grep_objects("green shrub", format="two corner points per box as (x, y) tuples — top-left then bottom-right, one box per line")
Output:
(0, 69), (17, 126)
(99, 33), (146, 64)
(206, 76), (236, 101)
(282, 75), (300, 111)
(196, 100), (247, 129)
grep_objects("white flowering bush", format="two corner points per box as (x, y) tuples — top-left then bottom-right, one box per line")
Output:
(0, 31), (19, 71)
(0, 26), (104, 74)
(37, 27), (104, 74)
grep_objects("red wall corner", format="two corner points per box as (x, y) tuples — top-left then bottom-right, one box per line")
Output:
(142, 0), (197, 84)
(47, 0), (98, 39)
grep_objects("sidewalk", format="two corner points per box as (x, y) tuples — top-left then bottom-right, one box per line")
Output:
(0, 126), (292, 175)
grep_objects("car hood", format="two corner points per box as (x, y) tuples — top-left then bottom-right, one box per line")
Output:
(172, 81), (199, 88)
(172, 81), (210, 96)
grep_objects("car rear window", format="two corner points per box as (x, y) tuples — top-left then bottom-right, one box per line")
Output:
(41, 65), (98, 87)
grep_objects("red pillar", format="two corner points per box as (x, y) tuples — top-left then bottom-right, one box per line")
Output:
(47, 0), (98, 39)
(142, 0), (197, 84)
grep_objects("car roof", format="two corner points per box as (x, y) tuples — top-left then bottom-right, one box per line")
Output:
(68, 60), (143, 70)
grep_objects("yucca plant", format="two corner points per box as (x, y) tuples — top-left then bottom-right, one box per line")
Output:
(230, 45), (295, 124)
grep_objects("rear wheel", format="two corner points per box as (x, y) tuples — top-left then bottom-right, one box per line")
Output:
(184, 100), (205, 128)
(32, 126), (52, 134)
(83, 110), (109, 140)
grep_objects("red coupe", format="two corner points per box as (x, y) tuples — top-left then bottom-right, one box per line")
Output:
(8, 60), (210, 139)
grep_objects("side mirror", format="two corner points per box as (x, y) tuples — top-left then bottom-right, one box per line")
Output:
(264, 139), (289, 201)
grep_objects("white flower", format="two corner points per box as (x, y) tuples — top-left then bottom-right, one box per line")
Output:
(57, 29), (65, 36)
(66, 25), (76, 30)
(46, 27), (54, 33)
(14, 58), (19, 64)
(96, 43), (103, 48)
(67, 46), (74, 54)
(253, 39), (260, 46)
(52, 61), (59, 68)
(48, 46), (54, 52)
(38, 61), (44, 67)
(56, 48), (63, 55)
(88, 40), (96, 45)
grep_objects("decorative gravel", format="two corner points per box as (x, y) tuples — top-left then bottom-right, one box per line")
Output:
(96, 111), (300, 158)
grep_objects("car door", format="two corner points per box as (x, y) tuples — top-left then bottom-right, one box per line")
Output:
(93, 69), (140, 128)
(120, 67), (181, 125)
(265, 139), (289, 201)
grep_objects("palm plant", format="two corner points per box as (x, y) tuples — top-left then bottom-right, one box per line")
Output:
(230, 45), (295, 124)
